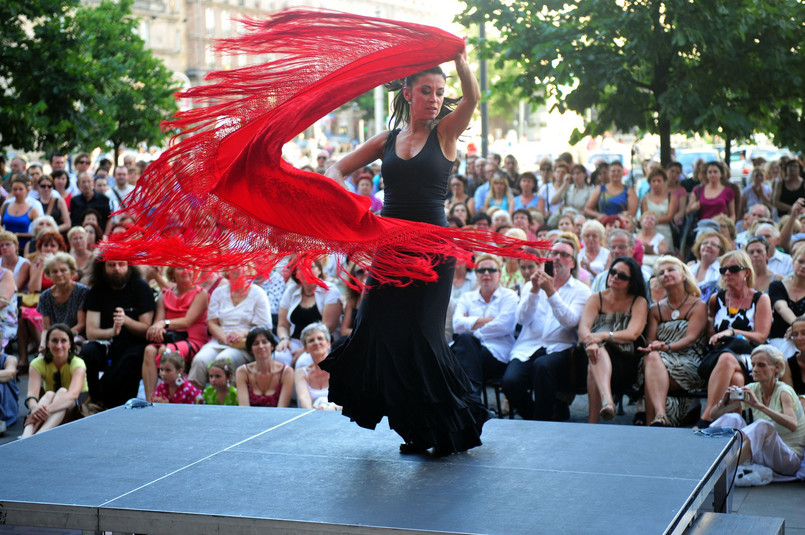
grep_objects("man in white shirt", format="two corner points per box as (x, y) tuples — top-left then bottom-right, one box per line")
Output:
(735, 203), (771, 247)
(452, 254), (519, 406)
(590, 230), (652, 292)
(501, 237), (591, 420)
(755, 222), (793, 277)
(106, 166), (135, 213)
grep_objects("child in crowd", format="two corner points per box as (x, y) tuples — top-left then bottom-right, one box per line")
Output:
(153, 351), (202, 404)
(202, 358), (238, 406)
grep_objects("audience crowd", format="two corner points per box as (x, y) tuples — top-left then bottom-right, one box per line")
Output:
(1, 148), (804, 479)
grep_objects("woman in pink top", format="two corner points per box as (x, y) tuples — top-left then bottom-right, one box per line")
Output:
(142, 267), (209, 401)
(686, 162), (735, 220)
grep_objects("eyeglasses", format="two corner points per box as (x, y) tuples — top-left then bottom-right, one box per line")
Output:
(608, 268), (631, 281)
(476, 267), (499, 274)
(701, 241), (722, 249)
(39, 183), (53, 189)
(719, 265), (747, 275)
(317, 156), (327, 160)
(548, 250), (573, 259)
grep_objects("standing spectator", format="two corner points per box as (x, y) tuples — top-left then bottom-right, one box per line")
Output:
(553, 164), (593, 214)
(686, 161), (735, 221)
(503, 154), (519, 190)
(37, 175), (70, 235)
(472, 157), (490, 209)
(70, 172), (112, 231)
(2, 177), (41, 251)
(81, 260), (155, 408)
(742, 168), (773, 219)
(513, 172), (542, 213)
(640, 168), (677, 249)
(356, 173), (383, 214)
(584, 161), (637, 220)
(452, 254), (518, 407)
(773, 160), (805, 219)
(106, 166), (135, 214)
(49, 154), (76, 193)
(51, 170), (72, 210)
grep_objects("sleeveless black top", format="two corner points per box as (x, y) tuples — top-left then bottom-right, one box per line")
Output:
(380, 127), (452, 226)
(788, 355), (805, 395)
(779, 179), (805, 216)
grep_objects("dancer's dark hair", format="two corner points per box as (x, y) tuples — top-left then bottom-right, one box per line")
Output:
(385, 67), (461, 130)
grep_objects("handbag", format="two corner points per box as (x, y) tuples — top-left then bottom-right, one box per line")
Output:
(697, 335), (755, 380)
(162, 330), (189, 344)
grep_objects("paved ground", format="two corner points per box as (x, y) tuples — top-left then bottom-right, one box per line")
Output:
(2, 378), (803, 532)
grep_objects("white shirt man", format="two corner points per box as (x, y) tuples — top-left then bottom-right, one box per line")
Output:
(502, 238), (590, 420)
(106, 166), (135, 213)
(756, 223), (793, 277)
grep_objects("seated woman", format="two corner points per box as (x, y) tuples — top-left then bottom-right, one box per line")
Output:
(22, 215), (59, 257)
(578, 220), (609, 277)
(448, 202), (470, 227)
(187, 267), (270, 389)
(0, 255), (17, 359)
(22, 324), (88, 437)
(142, 266), (210, 401)
(634, 211), (668, 268)
(710, 345), (805, 477)
(767, 247), (805, 359)
(236, 327), (293, 408)
(67, 226), (94, 286)
(745, 236), (782, 294)
(482, 176), (515, 215)
(688, 230), (728, 299)
(783, 317), (805, 411)
(36, 253), (89, 351)
(579, 257), (648, 423)
(0, 352), (19, 433)
(2, 176), (41, 252)
(0, 230), (30, 292)
(275, 260), (342, 367)
(18, 231), (67, 371)
(295, 322), (340, 410)
(445, 175), (475, 216)
(639, 257), (707, 426)
(152, 351), (203, 404)
(697, 250), (772, 428)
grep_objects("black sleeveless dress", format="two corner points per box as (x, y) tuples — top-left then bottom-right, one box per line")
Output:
(321, 127), (490, 454)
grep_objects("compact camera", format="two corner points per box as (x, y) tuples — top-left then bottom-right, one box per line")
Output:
(729, 387), (745, 401)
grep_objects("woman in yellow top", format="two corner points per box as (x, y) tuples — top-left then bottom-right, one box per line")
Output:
(22, 323), (88, 437)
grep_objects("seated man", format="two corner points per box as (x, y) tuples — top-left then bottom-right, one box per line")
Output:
(452, 254), (518, 407)
(81, 259), (155, 408)
(590, 229), (652, 292)
(502, 236), (590, 420)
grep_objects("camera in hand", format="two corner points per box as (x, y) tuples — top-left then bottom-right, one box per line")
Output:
(544, 260), (554, 277)
(729, 387), (745, 401)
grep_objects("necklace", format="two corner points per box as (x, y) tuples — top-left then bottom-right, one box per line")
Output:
(727, 287), (748, 315)
(669, 294), (689, 320)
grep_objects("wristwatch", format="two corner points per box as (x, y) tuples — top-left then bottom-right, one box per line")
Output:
(164, 319), (171, 328)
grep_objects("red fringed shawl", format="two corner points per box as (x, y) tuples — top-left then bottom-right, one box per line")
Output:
(101, 8), (548, 285)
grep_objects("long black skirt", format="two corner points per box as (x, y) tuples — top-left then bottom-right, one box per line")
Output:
(321, 259), (490, 454)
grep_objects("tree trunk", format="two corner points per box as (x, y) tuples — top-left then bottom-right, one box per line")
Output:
(113, 142), (121, 169)
(724, 135), (732, 178)
(658, 114), (672, 167)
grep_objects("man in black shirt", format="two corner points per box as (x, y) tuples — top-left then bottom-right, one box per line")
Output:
(70, 171), (112, 231)
(81, 259), (155, 408)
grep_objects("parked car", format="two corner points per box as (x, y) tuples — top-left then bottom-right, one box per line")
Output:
(673, 148), (721, 180)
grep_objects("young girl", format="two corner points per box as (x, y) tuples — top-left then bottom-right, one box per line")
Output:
(153, 351), (202, 404)
(202, 358), (238, 405)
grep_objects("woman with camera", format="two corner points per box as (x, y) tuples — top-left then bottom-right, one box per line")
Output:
(710, 345), (805, 477)
(697, 250), (772, 428)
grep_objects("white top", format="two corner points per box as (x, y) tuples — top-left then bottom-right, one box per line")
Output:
(453, 286), (519, 363)
(106, 184), (136, 213)
(689, 259), (721, 285)
(278, 280), (342, 338)
(208, 284), (271, 331)
(578, 246), (610, 276)
(768, 249), (793, 278)
(538, 182), (563, 216)
(510, 276), (591, 361)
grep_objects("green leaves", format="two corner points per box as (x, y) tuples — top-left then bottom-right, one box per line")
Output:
(0, 0), (178, 154)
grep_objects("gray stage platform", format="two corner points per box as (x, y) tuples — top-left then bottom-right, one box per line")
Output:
(0, 405), (739, 534)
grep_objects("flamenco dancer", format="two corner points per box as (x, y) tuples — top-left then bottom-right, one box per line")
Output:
(101, 9), (545, 456)
(320, 51), (492, 455)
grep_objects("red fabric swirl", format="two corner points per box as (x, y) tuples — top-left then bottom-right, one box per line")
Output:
(101, 8), (548, 286)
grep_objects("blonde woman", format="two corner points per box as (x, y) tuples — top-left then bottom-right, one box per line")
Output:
(688, 230), (728, 285)
(483, 176), (515, 215)
(639, 257), (707, 426)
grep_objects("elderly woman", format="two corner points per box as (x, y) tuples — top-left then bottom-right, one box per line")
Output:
(187, 267), (271, 389)
(21, 216), (59, 258)
(236, 327), (293, 408)
(142, 267), (210, 401)
(275, 260), (342, 368)
(0, 230), (29, 294)
(295, 322), (340, 410)
(639, 257), (707, 426)
(767, 247), (805, 359)
(688, 230), (728, 287)
(579, 220), (609, 277)
(579, 257), (648, 423)
(710, 345), (805, 477)
(445, 175), (475, 215)
(22, 324), (88, 437)
(67, 226), (94, 285)
(697, 250), (772, 428)
(35, 253), (89, 351)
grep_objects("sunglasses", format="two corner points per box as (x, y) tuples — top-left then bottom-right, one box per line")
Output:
(76, 160), (90, 164)
(719, 265), (747, 275)
(476, 267), (499, 274)
(39, 183), (53, 189)
(608, 268), (631, 281)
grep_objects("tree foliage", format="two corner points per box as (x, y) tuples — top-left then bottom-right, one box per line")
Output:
(0, 0), (178, 156)
(457, 0), (805, 163)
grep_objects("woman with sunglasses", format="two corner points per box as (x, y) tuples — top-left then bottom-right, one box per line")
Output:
(579, 257), (648, 423)
(22, 323), (88, 437)
(639, 257), (707, 426)
(767, 247), (805, 359)
(37, 175), (70, 235)
(697, 250), (772, 428)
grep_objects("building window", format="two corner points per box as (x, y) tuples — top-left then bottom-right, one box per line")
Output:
(205, 7), (215, 37)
